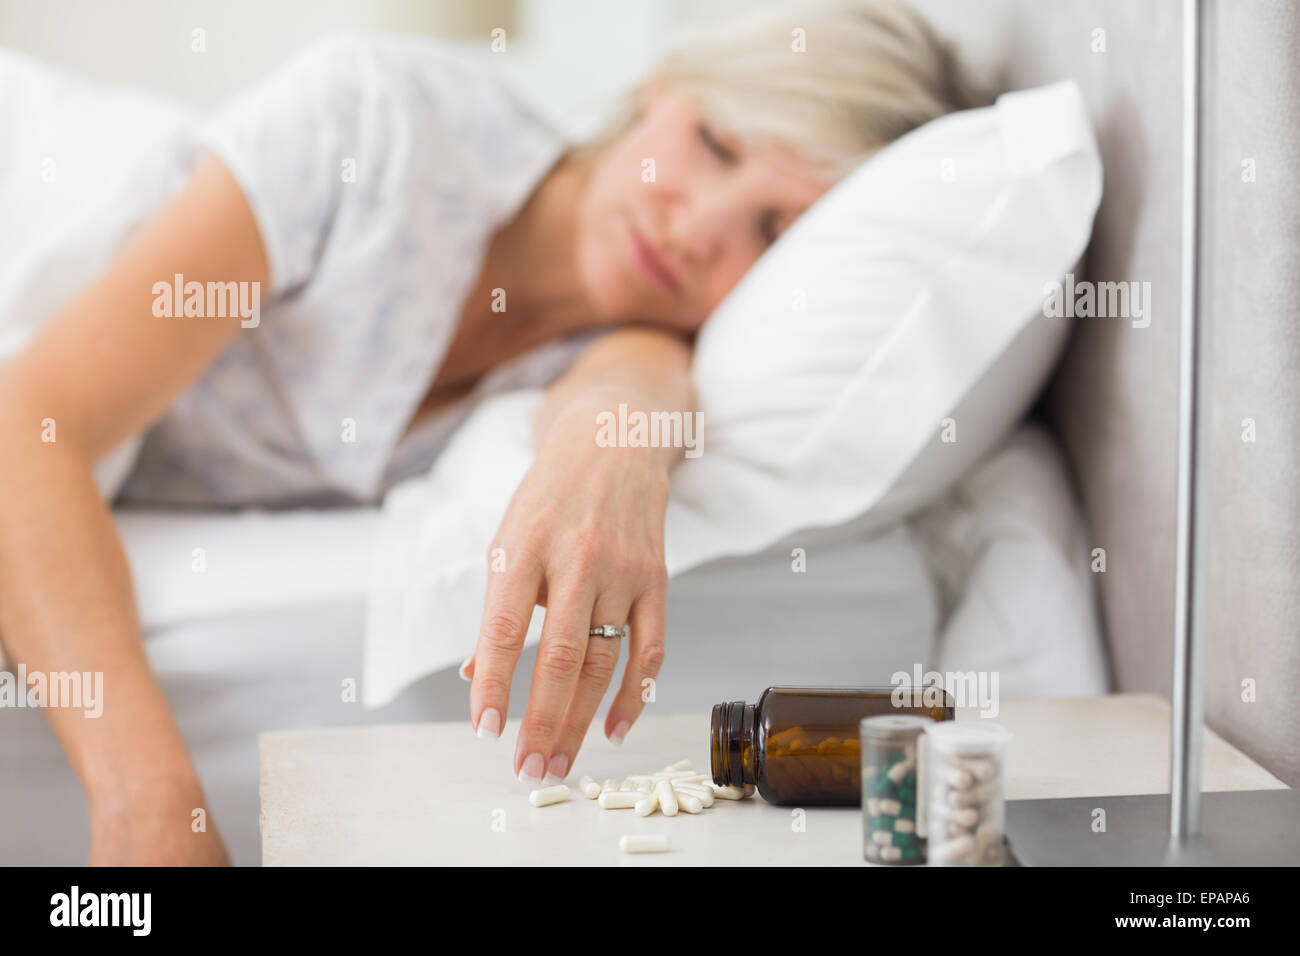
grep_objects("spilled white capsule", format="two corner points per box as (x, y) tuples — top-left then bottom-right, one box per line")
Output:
(654, 779), (679, 817)
(619, 834), (670, 854)
(673, 783), (715, 807)
(710, 784), (747, 800)
(528, 785), (570, 807)
(655, 770), (701, 781)
(634, 792), (659, 817)
(676, 792), (704, 814)
(667, 773), (710, 785)
(598, 790), (640, 810)
(663, 759), (693, 772)
(578, 776), (601, 799)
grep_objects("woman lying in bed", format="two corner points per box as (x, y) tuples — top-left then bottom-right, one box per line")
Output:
(0, 0), (973, 863)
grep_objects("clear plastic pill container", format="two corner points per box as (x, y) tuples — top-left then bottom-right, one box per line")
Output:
(859, 714), (934, 865)
(922, 722), (1011, 866)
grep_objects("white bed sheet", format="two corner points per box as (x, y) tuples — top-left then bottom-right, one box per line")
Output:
(116, 507), (379, 633)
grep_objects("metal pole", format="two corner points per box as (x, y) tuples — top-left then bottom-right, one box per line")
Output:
(1170, 0), (1210, 842)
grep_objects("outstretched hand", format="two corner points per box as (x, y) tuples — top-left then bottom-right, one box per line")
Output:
(466, 388), (670, 784)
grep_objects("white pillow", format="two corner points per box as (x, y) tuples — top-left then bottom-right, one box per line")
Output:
(666, 78), (1102, 568)
(363, 80), (1103, 706)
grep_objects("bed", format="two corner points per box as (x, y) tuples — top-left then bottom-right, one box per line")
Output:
(2, 507), (942, 865)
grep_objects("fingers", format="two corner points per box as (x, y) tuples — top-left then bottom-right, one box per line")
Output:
(546, 592), (631, 780)
(605, 587), (667, 744)
(469, 551), (543, 741)
(514, 577), (596, 784)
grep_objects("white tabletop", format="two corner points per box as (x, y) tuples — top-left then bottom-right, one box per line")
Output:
(259, 694), (1286, 866)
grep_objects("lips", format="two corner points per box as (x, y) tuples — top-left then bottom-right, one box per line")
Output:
(628, 222), (682, 296)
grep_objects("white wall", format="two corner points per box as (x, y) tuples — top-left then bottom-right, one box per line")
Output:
(0, 0), (517, 105)
(0, 0), (675, 124)
(0, 0), (803, 129)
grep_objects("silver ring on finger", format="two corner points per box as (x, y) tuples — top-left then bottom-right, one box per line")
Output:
(589, 624), (628, 639)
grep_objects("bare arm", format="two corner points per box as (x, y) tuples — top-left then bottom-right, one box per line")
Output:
(467, 326), (695, 782)
(0, 155), (268, 864)
(534, 325), (695, 456)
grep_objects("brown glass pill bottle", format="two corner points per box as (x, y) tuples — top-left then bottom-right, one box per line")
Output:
(710, 686), (954, 806)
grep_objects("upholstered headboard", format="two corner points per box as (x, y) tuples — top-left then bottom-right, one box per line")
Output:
(911, 0), (1300, 785)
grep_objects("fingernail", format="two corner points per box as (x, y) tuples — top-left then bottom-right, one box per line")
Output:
(476, 707), (502, 740)
(518, 752), (545, 785)
(457, 657), (473, 682)
(542, 754), (569, 784)
(609, 721), (631, 745)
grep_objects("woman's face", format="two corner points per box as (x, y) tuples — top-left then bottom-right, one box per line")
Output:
(575, 84), (832, 332)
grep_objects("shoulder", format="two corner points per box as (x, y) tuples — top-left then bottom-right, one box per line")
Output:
(199, 32), (566, 293)
(319, 34), (569, 218)
(277, 33), (557, 130)
(263, 33), (566, 181)
(280, 32), (477, 87)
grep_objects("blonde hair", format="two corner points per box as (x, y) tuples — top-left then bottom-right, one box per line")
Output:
(579, 0), (986, 180)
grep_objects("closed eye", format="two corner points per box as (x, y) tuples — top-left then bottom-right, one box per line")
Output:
(698, 122), (737, 163)
(697, 122), (787, 246)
